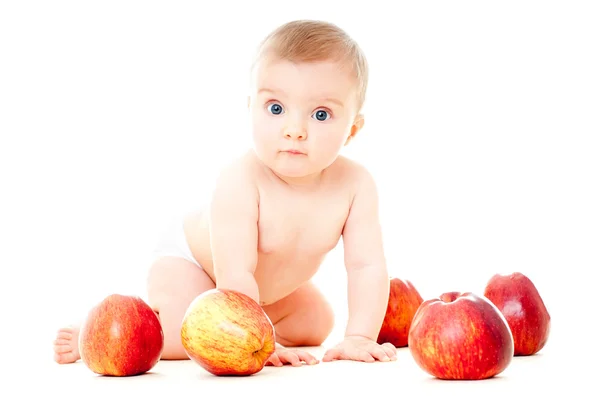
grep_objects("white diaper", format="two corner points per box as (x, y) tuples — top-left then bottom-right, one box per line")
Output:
(152, 216), (202, 268)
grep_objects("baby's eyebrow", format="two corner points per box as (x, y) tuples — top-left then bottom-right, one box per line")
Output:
(257, 88), (344, 108)
(319, 97), (345, 108)
(257, 88), (279, 96)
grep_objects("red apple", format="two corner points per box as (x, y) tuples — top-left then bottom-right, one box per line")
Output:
(483, 272), (551, 356)
(377, 277), (424, 347)
(180, 288), (276, 376)
(408, 292), (514, 380)
(79, 294), (164, 376)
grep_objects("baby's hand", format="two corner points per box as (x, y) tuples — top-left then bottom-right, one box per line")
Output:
(322, 336), (397, 363)
(266, 346), (319, 367)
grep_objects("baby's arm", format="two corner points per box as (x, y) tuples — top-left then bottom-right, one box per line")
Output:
(323, 165), (396, 363)
(341, 167), (389, 341)
(209, 161), (260, 303)
(209, 161), (318, 367)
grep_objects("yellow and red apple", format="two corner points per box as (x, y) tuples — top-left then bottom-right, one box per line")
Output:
(79, 294), (164, 376)
(181, 288), (276, 376)
(408, 291), (514, 380)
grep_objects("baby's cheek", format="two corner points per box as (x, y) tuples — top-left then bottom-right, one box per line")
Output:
(312, 141), (343, 167)
(254, 118), (281, 141)
(251, 124), (271, 146)
(323, 128), (349, 151)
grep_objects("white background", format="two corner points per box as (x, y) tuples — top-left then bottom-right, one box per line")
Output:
(1, 1), (598, 366)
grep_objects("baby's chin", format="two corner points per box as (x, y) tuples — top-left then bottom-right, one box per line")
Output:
(252, 149), (323, 180)
(270, 163), (313, 179)
(266, 158), (321, 181)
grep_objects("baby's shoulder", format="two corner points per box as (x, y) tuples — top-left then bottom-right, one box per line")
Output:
(332, 154), (370, 173)
(212, 150), (261, 195)
(216, 150), (261, 179)
(328, 155), (375, 187)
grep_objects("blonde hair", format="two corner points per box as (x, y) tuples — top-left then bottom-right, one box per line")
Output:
(252, 20), (369, 112)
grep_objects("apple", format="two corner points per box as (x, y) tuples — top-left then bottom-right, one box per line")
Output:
(180, 288), (276, 376)
(408, 291), (514, 380)
(377, 277), (423, 347)
(79, 294), (164, 376)
(483, 272), (551, 356)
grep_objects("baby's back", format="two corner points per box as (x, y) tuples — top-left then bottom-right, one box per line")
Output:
(185, 150), (362, 305)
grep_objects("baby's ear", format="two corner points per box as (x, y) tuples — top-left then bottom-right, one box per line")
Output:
(345, 114), (365, 146)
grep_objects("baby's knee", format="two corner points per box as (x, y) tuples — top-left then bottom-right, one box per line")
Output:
(151, 297), (193, 360)
(310, 301), (335, 344)
(291, 316), (334, 347)
(284, 299), (335, 347)
(307, 290), (335, 327)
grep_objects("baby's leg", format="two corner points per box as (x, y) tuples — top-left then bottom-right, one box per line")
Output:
(53, 256), (213, 363)
(263, 281), (335, 347)
(146, 256), (215, 359)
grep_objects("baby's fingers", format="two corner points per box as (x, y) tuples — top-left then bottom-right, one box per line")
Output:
(322, 348), (345, 362)
(337, 347), (374, 362)
(266, 352), (283, 367)
(293, 350), (319, 365)
(368, 345), (391, 362)
(381, 343), (397, 360)
(278, 350), (302, 367)
(324, 347), (375, 363)
(356, 349), (376, 363)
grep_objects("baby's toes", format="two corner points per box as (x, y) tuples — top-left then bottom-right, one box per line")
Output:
(54, 351), (78, 364)
(52, 326), (81, 364)
(56, 329), (73, 339)
(54, 343), (72, 354)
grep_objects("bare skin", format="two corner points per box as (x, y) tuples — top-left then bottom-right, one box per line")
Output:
(54, 54), (396, 366)
(53, 152), (394, 366)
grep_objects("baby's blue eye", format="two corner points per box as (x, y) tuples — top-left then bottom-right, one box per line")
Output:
(313, 110), (330, 121)
(268, 103), (283, 115)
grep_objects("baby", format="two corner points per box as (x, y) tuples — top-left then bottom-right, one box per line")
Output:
(53, 19), (396, 367)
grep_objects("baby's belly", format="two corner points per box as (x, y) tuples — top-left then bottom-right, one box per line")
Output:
(253, 253), (325, 305)
(185, 211), (329, 305)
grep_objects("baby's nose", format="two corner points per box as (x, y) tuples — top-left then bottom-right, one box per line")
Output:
(284, 127), (306, 140)
(285, 131), (306, 140)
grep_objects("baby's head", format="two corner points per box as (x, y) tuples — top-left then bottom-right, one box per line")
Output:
(248, 20), (369, 182)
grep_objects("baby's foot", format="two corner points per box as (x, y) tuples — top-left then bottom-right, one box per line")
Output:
(53, 325), (81, 364)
